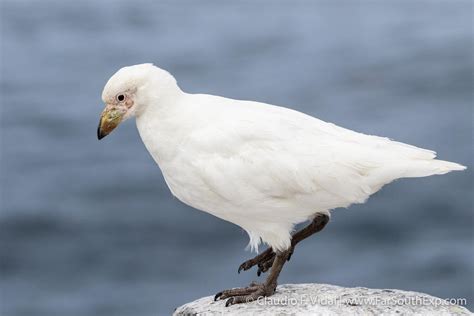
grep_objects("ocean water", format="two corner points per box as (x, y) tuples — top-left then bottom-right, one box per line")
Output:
(0, 0), (472, 315)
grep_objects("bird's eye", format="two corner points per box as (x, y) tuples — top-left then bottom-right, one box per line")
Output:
(117, 94), (125, 102)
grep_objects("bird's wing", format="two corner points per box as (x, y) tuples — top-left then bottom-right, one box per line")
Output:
(179, 95), (463, 220)
(183, 99), (391, 213)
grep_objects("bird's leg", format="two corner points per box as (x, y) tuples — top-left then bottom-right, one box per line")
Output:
(215, 214), (329, 306)
(238, 213), (330, 275)
(291, 212), (330, 248)
(237, 247), (274, 273)
(215, 249), (291, 306)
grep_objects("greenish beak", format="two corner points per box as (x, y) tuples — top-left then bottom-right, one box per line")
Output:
(97, 105), (126, 140)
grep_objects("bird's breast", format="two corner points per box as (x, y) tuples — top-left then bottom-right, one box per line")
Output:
(136, 116), (232, 217)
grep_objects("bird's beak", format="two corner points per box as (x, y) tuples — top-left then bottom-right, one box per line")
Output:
(97, 105), (126, 140)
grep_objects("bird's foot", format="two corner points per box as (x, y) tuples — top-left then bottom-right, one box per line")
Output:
(238, 248), (274, 274)
(214, 282), (275, 306)
(238, 247), (294, 276)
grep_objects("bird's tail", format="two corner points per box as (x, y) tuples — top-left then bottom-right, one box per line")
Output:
(367, 159), (466, 193)
(395, 159), (466, 178)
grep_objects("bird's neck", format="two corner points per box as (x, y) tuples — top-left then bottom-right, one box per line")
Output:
(135, 88), (189, 165)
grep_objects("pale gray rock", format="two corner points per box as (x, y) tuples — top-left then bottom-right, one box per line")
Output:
(173, 283), (471, 316)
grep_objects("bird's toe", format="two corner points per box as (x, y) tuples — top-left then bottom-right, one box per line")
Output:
(238, 248), (275, 274)
(215, 282), (269, 306)
(221, 284), (272, 306)
(257, 257), (274, 276)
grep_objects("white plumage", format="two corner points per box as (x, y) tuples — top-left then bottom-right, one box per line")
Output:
(101, 64), (466, 252)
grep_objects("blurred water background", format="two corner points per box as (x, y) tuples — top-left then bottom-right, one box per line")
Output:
(1, 0), (473, 315)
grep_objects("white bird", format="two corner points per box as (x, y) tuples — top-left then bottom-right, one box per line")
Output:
(97, 63), (466, 306)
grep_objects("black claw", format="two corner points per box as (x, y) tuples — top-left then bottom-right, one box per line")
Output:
(238, 266), (243, 274)
(257, 268), (262, 277)
(214, 292), (222, 301)
(287, 252), (292, 262)
(225, 297), (234, 307)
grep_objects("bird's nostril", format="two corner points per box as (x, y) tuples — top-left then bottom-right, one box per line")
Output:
(105, 108), (122, 121)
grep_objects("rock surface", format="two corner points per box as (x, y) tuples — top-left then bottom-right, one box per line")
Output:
(173, 283), (471, 315)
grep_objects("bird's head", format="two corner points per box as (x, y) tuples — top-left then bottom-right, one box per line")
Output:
(97, 63), (177, 140)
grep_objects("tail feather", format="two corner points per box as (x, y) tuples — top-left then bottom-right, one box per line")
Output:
(367, 159), (466, 193)
(400, 159), (466, 178)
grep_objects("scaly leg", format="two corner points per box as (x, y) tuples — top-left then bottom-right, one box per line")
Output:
(215, 213), (330, 306)
(215, 249), (291, 306)
(238, 213), (329, 275)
